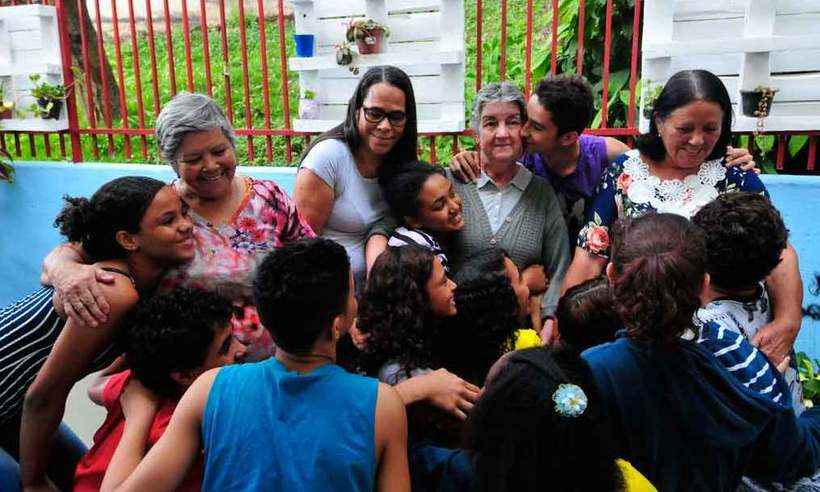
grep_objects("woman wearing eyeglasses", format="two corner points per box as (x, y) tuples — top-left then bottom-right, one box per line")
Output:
(295, 65), (419, 291)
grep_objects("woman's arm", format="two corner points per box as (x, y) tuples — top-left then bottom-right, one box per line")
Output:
(753, 244), (803, 364)
(41, 243), (115, 327)
(20, 280), (137, 490)
(293, 168), (334, 235)
(392, 369), (480, 421)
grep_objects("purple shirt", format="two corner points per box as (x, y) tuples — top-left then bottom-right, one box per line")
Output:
(519, 134), (609, 241)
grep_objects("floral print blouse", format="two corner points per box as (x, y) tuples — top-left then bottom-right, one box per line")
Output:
(159, 177), (315, 360)
(577, 150), (767, 258)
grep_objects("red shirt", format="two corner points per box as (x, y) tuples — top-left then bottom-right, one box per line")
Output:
(73, 370), (203, 492)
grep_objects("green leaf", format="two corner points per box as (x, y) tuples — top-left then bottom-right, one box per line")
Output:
(788, 135), (809, 157)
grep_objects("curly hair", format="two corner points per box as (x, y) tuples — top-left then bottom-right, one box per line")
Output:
(533, 74), (595, 135)
(119, 287), (233, 398)
(443, 248), (519, 385)
(357, 246), (441, 376)
(610, 213), (707, 345)
(379, 160), (444, 224)
(636, 69), (733, 162)
(54, 176), (166, 262)
(692, 193), (788, 291)
(466, 346), (623, 492)
(253, 238), (350, 354)
(556, 276), (621, 352)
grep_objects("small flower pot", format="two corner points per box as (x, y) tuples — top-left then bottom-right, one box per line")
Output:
(293, 34), (315, 57)
(37, 98), (63, 120)
(740, 89), (778, 118)
(0, 106), (11, 120)
(356, 30), (384, 55)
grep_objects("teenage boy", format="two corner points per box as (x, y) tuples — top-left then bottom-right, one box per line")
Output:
(692, 192), (804, 414)
(100, 238), (410, 492)
(73, 287), (246, 491)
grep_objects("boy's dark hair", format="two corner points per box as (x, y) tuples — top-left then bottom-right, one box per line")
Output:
(119, 287), (233, 398)
(533, 75), (594, 135)
(253, 238), (351, 354)
(556, 276), (621, 352)
(466, 347), (623, 492)
(692, 193), (788, 292)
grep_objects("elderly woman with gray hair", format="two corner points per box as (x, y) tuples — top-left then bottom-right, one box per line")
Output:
(448, 82), (570, 326)
(42, 92), (314, 359)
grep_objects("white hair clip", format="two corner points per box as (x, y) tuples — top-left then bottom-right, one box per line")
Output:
(552, 383), (588, 418)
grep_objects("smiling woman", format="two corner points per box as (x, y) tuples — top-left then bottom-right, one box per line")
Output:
(41, 93), (316, 361)
(294, 65), (419, 291)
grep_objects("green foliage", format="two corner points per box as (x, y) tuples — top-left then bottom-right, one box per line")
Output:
(28, 74), (68, 101)
(0, 147), (13, 183)
(797, 352), (820, 407)
(345, 19), (390, 42)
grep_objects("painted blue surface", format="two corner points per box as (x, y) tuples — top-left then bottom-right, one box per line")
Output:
(1, 161), (818, 356)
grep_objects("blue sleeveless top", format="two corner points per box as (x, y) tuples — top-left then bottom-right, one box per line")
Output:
(201, 358), (379, 492)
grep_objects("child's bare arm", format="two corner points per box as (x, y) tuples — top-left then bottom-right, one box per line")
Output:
(101, 369), (218, 492)
(374, 384), (410, 492)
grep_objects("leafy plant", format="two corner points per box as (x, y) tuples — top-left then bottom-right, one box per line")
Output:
(0, 147), (13, 183)
(302, 89), (316, 100)
(797, 352), (820, 407)
(345, 19), (390, 43)
(29, 74), (69, 101)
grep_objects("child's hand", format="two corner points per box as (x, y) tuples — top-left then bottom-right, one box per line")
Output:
(522, 264), (548, 295)
(120, 379), (160, 422)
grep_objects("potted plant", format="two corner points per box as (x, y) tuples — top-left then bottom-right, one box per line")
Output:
(28, 74), (69, 120)
(740, 85), (778, 118)
(345, 19), (389, 55)
(0, 81), (13, 120)
(299, 88), (320, 119)
(334, 42), (360, 75)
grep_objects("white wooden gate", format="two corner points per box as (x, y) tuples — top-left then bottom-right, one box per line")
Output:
(289, 0), (465, 133)
(640, 0), (820, 132)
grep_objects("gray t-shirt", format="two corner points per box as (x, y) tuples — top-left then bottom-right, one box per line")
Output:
(300, 139), (389, 289)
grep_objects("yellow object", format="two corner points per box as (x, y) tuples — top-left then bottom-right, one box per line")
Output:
(513, 329), (542, 350)
(617, 459), (657, 491)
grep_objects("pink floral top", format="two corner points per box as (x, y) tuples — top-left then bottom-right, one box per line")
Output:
(159, 177), (315, 360)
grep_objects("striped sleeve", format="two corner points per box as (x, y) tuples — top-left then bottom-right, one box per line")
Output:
(696, 320), (783, 405)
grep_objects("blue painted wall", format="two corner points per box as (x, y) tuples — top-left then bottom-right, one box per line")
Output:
(2, 161), (819, 356)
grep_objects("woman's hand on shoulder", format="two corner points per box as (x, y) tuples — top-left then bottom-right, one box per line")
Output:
(724, 146), (759, 173)
(450, 151), (481, 182)
(418, 368), (480, 420)
(52, 264), (117, 328)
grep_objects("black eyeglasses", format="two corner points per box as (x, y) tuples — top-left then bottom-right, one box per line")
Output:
(361, 106), (407, 126)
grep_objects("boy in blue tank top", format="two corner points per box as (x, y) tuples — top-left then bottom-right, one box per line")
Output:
(100, 238), (410, 492)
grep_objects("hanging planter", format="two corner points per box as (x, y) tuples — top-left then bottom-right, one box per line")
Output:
(298, 89), (320, 120)
(740, 86), (778, 118)
(345, 19), (389, 55)
(28, 74), (69, 120)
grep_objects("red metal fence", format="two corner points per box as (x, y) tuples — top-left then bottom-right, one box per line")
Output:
(0, 0), (817, 172)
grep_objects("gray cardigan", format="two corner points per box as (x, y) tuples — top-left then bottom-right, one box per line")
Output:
(446, 169), (570, 316)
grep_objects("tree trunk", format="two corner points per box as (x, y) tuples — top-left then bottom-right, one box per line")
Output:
(64, 0), (122, 121)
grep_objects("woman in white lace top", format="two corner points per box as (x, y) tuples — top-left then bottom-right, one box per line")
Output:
(562, 70), (803, 370)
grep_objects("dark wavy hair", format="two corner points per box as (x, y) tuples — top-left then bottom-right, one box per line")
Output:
(533, 74), (594, 135)
(300, 65), (418, 182)
(443, 248), (519, 385)
(119, 287), (233, 398)
(253, 238), (351, 354)
(556, 276), (621, 352)
(466, 346), (623, 492)
(53, 176), (167, 262)
(610, 213), (706, 345)
(379, 160), (445, 224)
(636, 69), (733, 162)
(692, 193), (788, 292)
(358, 246), (441, 376)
